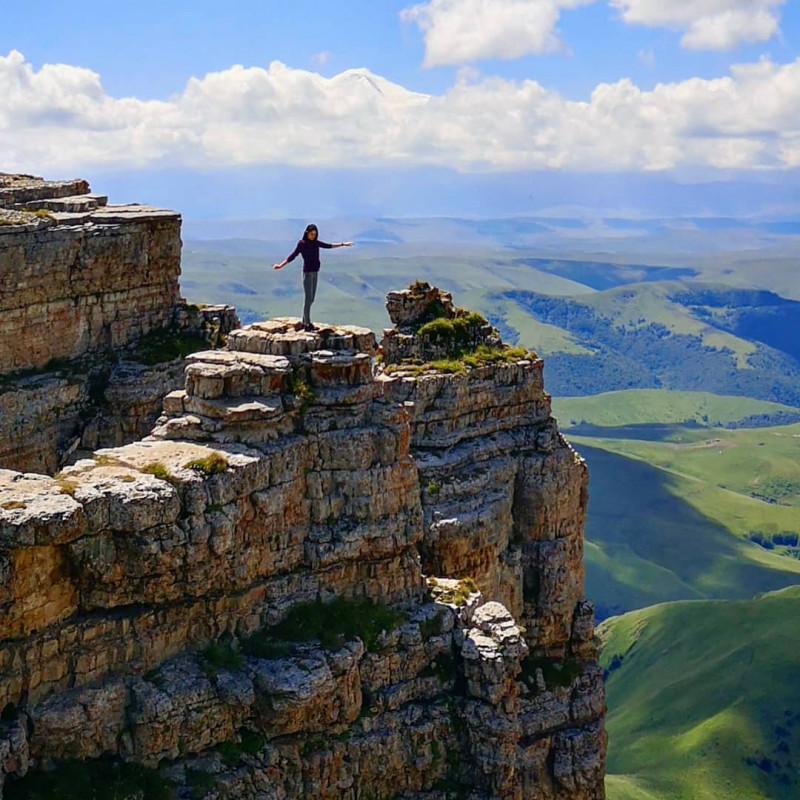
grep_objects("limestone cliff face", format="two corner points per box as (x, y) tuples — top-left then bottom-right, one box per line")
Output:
(0, 175), (238, 474)
(0, 262), (605, 793)
(0, 178), (181, 374)
(379, 287), (594, 662)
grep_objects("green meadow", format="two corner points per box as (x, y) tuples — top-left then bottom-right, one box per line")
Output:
(573, 439), (800, 619)
(570, 422), (800, 508)
(552, 389), (799, 429)
(600, 587), (800, 800)
(551, 389), (800, 619)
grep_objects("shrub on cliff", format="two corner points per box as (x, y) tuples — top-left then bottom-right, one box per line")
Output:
(129, 327), (208, 366)
(184, 452), (228, 476)
(286, 373), (316, 414)
(243, 597), (403, 654)
(4, 758), (174, 800)
(417, 312), (488, 356)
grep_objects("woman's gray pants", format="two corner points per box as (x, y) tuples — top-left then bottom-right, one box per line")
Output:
(302, 271), (318, 326)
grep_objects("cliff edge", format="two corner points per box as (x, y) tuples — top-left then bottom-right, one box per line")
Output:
(0, 174), (238, 474)
(0, 188), (605, 799)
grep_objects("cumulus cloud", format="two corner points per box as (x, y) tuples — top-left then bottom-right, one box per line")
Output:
(610, 0), (785, 50)
(401, 0), (786, 63)
(400, 0), (592, 66)
(2, 50), (800, 175)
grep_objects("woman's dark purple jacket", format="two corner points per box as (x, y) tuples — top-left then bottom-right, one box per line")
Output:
(285, 239), (333, 273)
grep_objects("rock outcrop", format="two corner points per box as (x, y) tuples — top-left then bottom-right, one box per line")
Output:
(0, 175), (238, 474)
(0, 221), (605, 798)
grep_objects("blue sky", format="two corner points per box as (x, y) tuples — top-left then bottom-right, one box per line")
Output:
(2, 1), (799, 217)
(5, 1), (799, 98)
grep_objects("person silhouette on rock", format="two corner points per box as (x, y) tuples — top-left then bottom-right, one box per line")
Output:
(273, 224), (353, 331)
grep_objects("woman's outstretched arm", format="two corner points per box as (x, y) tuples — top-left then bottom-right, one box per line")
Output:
(319, 241), (354, 249)
(273, 241), (302, 269)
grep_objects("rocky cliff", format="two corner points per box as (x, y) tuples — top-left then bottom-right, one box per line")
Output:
(0, 219), (605, 797)
(0, 174), (238, 474)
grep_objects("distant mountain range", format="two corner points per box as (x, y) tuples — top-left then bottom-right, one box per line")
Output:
(98, 164), (800, 222)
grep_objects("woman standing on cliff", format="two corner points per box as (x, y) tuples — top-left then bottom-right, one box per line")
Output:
(273, 224), (353, 331)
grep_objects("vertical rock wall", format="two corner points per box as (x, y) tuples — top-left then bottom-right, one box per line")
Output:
(0, 176), (238, 474)
(379, 285), (594, 658)
(0, 185), (181, 374)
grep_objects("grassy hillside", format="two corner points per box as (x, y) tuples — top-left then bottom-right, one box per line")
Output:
(501, 283), (800, 405)
(552, 389), (800, 429)
(599, 587), (800, 800)
(572, 423), (800, 509)
(573, 440), (800, 619)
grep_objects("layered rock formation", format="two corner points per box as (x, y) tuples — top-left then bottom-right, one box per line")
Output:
(0, 175), (238, 474)
(0, 272), (605, 797)
(0, 175), (181, 374)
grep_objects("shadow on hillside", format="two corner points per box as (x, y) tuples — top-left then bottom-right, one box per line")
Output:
(513, 257), (697, 291)
(565, 422), (700, 442)
(578, 444), (800, 620)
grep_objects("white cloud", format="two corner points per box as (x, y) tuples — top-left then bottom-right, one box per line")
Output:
(610, 0), (785, 50)
(400, 0), (592, 66)
(401, 0), (786, 63)
(2, 50), (800, 175)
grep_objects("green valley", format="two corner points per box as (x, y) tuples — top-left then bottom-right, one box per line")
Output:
(573, 439), (800, 619)
(599, 588), (800, 800)
(552, 390), (800, 430)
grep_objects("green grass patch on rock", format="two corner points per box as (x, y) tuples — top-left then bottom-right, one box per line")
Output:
(4, 758), (175, 800)
(518, 656), (583, 695)
(1, 501), (27, 511)
(243, 597), (403, 655)
(129, 327), (208, 366)
(383, 345), (529, 377)
(184, 452), (228, 476)
(428, 577), (478, 606)
(140, 462), (175, 482)
(199, 636), (243, 677)
(419, 652), (456, 682)
(287, 373), (316, 413)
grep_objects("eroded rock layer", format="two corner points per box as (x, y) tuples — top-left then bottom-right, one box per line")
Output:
(0, 204), (181, 374)
(0, 295), (605, 799)
(0, 176), (239, 474)
(379, 285), (593, 659)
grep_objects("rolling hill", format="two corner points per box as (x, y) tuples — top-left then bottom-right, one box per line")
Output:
(570, 437), (800, 619)
(599, 587), (800, 800)
(552, 389), (800, 430)
(500, 283), (800, 405)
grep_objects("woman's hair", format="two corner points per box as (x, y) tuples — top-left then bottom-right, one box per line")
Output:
(302, 223), (319, 241)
